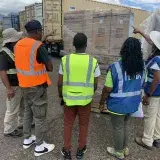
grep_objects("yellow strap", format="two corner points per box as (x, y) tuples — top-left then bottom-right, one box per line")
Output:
(1, 47), (16, 74)
(1, 47), (15, 61)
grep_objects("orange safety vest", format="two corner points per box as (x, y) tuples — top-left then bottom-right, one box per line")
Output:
(15, 37), (51, 88)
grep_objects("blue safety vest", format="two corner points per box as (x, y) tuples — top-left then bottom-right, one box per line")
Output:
(107, 60), (145, 114)
(144, 56), (160, 96)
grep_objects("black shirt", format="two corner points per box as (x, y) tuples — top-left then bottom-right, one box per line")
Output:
(0, 44), (19, 86)
(37, 44), (50, 64)
(0, 44), (50, 86)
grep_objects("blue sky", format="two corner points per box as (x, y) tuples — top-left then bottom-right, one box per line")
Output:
(98, 0), (160, 11)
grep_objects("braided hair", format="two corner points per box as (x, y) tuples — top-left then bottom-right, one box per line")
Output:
(120, 37), (144, 79)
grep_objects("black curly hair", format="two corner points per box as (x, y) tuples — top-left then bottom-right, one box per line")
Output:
(120, 37), (144, 79)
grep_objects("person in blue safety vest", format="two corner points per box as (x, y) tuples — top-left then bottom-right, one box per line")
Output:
(133, 27), (160, 149)
(99, 37), (145, 159)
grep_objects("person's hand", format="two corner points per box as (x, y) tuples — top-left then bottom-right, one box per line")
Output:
(61, 99), (65, 106)
(6, 88), (15, 100)
(133, 26), (141, 34)
(142, 94), (150, 106)
(48, 30), (57, 36)
(99, 104), (105, 112)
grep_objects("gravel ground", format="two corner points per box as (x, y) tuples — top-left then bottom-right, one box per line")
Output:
(0, 57), (159, 160)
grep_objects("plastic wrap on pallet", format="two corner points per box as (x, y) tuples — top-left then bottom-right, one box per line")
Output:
(140, 9), (160, 60)
(64, 9), (133, 72)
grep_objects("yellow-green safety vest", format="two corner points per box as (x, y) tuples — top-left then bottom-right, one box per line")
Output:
(62, 53), (97, 107)
(1, 47), (17, 74)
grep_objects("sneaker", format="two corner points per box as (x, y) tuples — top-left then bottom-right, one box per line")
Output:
(23, 135), (36, 149)
(153, 140), (160, 148)
(107, 147), (125, 159)
(123, 147), (129, 157)
(135, 137), (152, 150)
(76, 145), (87, 159)
(4, 129), (23, 138)
(34, 142), (55, 157)
(61, 148), (72, 160)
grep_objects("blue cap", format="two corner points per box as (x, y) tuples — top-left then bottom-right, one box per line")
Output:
(25, 20), (42, 32)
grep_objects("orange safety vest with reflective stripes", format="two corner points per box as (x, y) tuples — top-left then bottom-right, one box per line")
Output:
(15, 37), (51, 88)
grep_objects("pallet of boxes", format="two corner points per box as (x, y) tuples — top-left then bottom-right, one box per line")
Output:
(63, 9), (134, 113)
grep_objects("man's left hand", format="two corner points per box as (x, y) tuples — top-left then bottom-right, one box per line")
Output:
(48, 30), (56, 36)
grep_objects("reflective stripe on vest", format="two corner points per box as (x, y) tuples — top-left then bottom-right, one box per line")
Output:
(110, 62), (142, 98)
(63, 55), (94, 88)
(7, 69), (17, 74)
(1, 47), (17, 74)
(148, 77), (153, 83)
(114, 62), (123, 93)
(141, 70), (146, 85)
(16, 41), (46, 76)
(146, 56), (160, 68)
(110, 91), (141, 98)
(63, 94), (93, 100)
(146, 57), (160, 84)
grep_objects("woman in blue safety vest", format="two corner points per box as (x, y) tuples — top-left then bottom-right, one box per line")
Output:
(133, 28), (160, 150)
(99, 37), (145, 159)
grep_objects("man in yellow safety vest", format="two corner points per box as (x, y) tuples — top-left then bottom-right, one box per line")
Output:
(58, 33), (101, 160)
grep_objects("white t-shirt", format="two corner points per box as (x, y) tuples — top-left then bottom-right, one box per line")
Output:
(59, 62), (101, 77)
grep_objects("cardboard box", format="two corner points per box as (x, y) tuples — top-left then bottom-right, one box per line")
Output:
(64, 9), (133, 71)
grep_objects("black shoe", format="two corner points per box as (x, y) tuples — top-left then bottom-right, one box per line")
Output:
(153, 140), (160, 148)
(61, 148), (72, 160)
(4, 129), (23, 138)
(76, 145), (87, 159)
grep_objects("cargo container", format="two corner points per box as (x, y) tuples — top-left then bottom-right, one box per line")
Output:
(43, 0), (63, 56)
(35, 3), (43, 25)
(19, 10), (27, 33)
(25, 4), (35, 22)
(19, 3), (43, 36)
(25, 3), (42, 25)
(43, 0), (63, 41)
(2, 14), (20, 31)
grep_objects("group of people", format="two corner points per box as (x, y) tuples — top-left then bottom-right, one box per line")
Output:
(0, 19), (159, 160)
